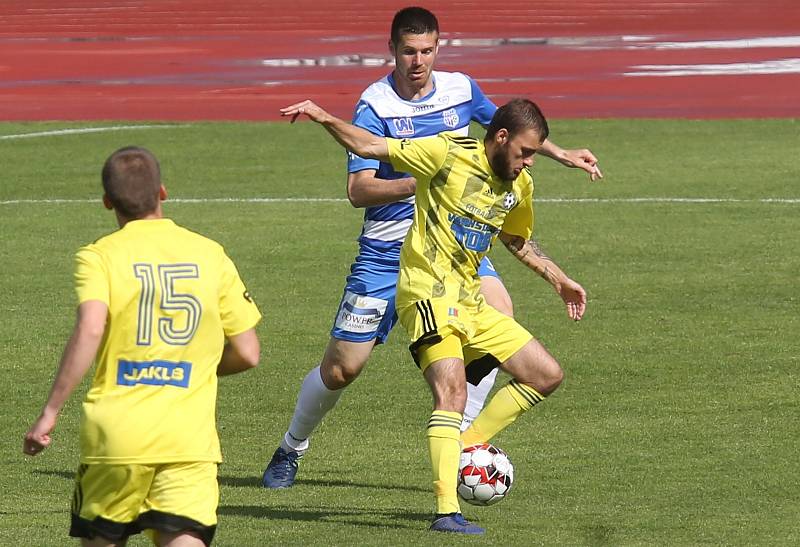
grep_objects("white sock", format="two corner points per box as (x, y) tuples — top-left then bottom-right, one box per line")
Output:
(281, 365), (344, 454)
(461, 367), (499, 432)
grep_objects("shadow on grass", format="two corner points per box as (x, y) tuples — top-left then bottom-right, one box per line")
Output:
(218, 504), (430, 530)
(0, 508), (66, 515)
(219, 475), (427, 493)
(22, 471), (433, 529)
(32, 469), (74, 480)
(33, 470), (429, 495)
(583, 524), (616, 545)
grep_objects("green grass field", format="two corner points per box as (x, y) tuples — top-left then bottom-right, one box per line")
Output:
(1, 119), (798, 546)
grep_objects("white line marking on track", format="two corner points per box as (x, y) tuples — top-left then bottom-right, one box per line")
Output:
(0, 125), (191, 140)
(626, 58), (800, 76)
(637, 36), (800, 50)
(2, 197), (799, 206)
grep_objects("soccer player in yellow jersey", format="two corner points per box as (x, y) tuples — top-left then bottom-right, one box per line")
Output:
(281, 98), (587, 534)
(23, 146), (262, 546)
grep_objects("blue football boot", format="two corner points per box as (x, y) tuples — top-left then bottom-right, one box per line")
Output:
(430, 513), (485, 535)
(262, 447), (301, 489)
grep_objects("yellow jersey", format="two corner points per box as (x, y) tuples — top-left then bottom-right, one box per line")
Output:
(74, 218), (261, 464)
(388, 133), (534, 311)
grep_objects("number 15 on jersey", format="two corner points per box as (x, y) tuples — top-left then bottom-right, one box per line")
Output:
(133, 263), (202, 346)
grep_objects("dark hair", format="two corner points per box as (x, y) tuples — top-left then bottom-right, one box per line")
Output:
(486, 98), (550, 142)
(101, 146), (162, 219)
(390, 6), (439, 45)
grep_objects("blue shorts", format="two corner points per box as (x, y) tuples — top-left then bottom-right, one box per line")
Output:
(331, 252), (501, 344)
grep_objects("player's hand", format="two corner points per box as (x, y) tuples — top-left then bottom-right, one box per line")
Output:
(555, 278), (587, 321)
(23, 413), (57, 457)
(560, 148), (603, 181)
(280, 100), (329, 124)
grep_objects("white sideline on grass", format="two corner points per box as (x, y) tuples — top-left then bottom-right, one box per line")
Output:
(0, 125), (191, 140)
(2, 197), (799, 205)
(1, 126), (797, 205)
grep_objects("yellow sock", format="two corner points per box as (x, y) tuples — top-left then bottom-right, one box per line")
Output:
(427, 410), (463, 515)
(461, 380), (545, 446)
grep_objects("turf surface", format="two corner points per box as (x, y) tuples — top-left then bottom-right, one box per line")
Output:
(1, 119), (798, 545)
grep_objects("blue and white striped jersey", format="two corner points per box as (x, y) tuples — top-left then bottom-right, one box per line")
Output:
(347, 71), (497, 260)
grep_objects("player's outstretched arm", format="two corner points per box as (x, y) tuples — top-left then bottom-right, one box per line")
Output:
(23, 300), (108, 456)
(538, 138), (603, 182)
(217, 328), (260, 376)
(280, 100), (391, 163)
(498, 232), (587, 321)
(347, 169), (416, 208)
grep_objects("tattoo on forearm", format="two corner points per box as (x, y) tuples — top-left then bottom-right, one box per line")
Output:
(503, 236), (528, 257)
(529, 238), (550, 260)
(540, 265), (558, 284)
(503, 236), (558, 283)
(528, 239), (558, 283)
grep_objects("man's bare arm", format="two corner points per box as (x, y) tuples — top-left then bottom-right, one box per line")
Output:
(23, 300), (108, 456)
(498, 232), (587, 321)
(281, 100), (391, 163)
(217, 328), (260, 376)
(537, 138), (603, 182)
(347, 169), (416, 208)
(499, 233), (562, 284)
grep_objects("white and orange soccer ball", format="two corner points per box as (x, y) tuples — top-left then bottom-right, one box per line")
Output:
(457, 443), (514, 506)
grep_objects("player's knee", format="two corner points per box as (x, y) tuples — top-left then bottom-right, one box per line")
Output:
(451, 387), (468, 412)
(433, 382), (467, 413)
(538, 362), (564, 395)
(493, 296), (514, 317)
(156, 530), (206, 547)
(320, 357), (363, 389)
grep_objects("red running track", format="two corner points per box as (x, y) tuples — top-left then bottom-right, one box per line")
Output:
(1, 0), (799, 120)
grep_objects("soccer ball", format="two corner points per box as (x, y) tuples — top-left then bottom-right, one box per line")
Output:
(457, 443), (514, 506)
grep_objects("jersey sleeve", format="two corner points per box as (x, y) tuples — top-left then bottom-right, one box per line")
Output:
(218, 253), (262, 337)
(468, 76), (497, 127)
(501, 176), (534, 240)
(347, 100), (385, 173)
(74, 245), (110, 305)
(386, 135), (448, 183)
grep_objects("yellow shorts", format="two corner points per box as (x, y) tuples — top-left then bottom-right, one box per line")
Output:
(398, 298), (533, 382)
(70, 461), (218, 545)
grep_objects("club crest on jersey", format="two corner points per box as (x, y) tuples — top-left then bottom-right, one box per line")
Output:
(502, 192), (517, 210)
(393, 117), (415, 137)
(442, 108), (459, 128)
